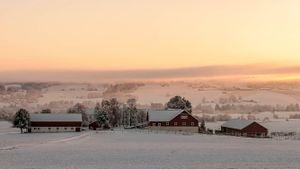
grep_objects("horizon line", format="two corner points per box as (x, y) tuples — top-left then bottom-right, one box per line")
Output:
(1, 64), (300, 82)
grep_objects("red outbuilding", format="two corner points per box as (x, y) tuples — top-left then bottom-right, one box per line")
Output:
(221, 119), (268, 137)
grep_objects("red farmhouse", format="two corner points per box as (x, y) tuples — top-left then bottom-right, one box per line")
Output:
(148, 109), (199, 132)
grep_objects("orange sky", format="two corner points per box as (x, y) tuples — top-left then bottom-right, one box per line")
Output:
(1, 0), (300, 72)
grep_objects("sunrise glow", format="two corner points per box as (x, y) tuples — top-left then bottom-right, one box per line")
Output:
(1, 0), (300, 80)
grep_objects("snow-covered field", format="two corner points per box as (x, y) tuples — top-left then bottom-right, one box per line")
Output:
(132, 83), (223, 105)
(28, 83), (300, 107)
(1, 122), (300, 169)
(0, 121), (85, 149)
(132, 83), (300, 105)
(37, 84), (105, 105)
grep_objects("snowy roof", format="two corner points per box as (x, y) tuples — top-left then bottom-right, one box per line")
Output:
(148, 109), (184, 122)
(221, 119), (255, 130)
(30, 114), (82, 122)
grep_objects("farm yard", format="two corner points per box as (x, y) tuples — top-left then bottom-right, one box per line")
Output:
(1, 121), (300, 169)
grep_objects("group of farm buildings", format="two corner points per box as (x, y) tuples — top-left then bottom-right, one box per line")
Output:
(28, 109), (268, 138)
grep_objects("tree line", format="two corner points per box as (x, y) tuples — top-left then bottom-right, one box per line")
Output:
(195, 103), (300, 114)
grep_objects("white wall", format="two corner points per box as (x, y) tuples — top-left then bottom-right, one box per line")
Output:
(30, 127), (79, 133)
(148, 126), (199, 133)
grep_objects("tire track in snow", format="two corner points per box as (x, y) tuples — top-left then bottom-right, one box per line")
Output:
(0, 132), (90, 152)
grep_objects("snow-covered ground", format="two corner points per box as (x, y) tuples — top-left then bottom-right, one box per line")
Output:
(0, 121), (16, 135)
(132, 83), (300, 105)
(31, 83), (298, 108)
(0, 122), (300, 169)
(37, 84), (105, 105)
(132, 83), (223, 105)
(264, 119), (300, 133)
(0, 121), (85, 149)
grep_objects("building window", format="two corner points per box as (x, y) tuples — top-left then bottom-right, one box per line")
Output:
(56, 128), (59, 130)
(191, 122), (194, 126)
(182, 122), (186, 126)
(174, 122), (178, 126)
(65, 128), (67, 130)
(166, 122), (169, 126)
(34, 128), (36, 130)
(38, 128), (40, 130)
(158, 123), (161, 126)
(48, 128), (51, 130)
(180, 115), (188, 120)
(152, 123), (156, 126)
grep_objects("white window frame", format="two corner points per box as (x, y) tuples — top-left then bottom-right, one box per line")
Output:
(158, 123), (161, 126)
(152, 123), (156, 126)
(191, 122), (194, 126)
(174, 122), (178, 126)
(180, 115), (188, 120)
(166, 122), (169, 126)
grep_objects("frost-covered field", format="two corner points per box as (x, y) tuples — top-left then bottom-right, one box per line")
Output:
(132, 83), (299, 105)
(1, 122), (300, 169)
(28, 83), (300, 107)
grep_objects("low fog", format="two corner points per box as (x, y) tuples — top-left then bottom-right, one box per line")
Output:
(0, 64), (300, 82)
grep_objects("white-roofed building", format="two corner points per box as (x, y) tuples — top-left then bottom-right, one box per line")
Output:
(147, 109), (199, 132)
(29, 114), (82, 133)
(221, 119), (268, 137)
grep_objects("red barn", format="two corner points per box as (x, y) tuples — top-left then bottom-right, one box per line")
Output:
(148, 109), (199, 132)
(221, 119), (268, 137)
(29, 114), (82, 133)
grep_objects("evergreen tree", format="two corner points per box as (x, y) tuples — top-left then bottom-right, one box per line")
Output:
(94, 102), (109, 129)
(127, 98), (138, 127)
(108, 98), (121, 127)
(166, 96), (192, 113)
(137, 109), (147, 123)
(13, 109), (30, 133)
(122, 104), (130, 127)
